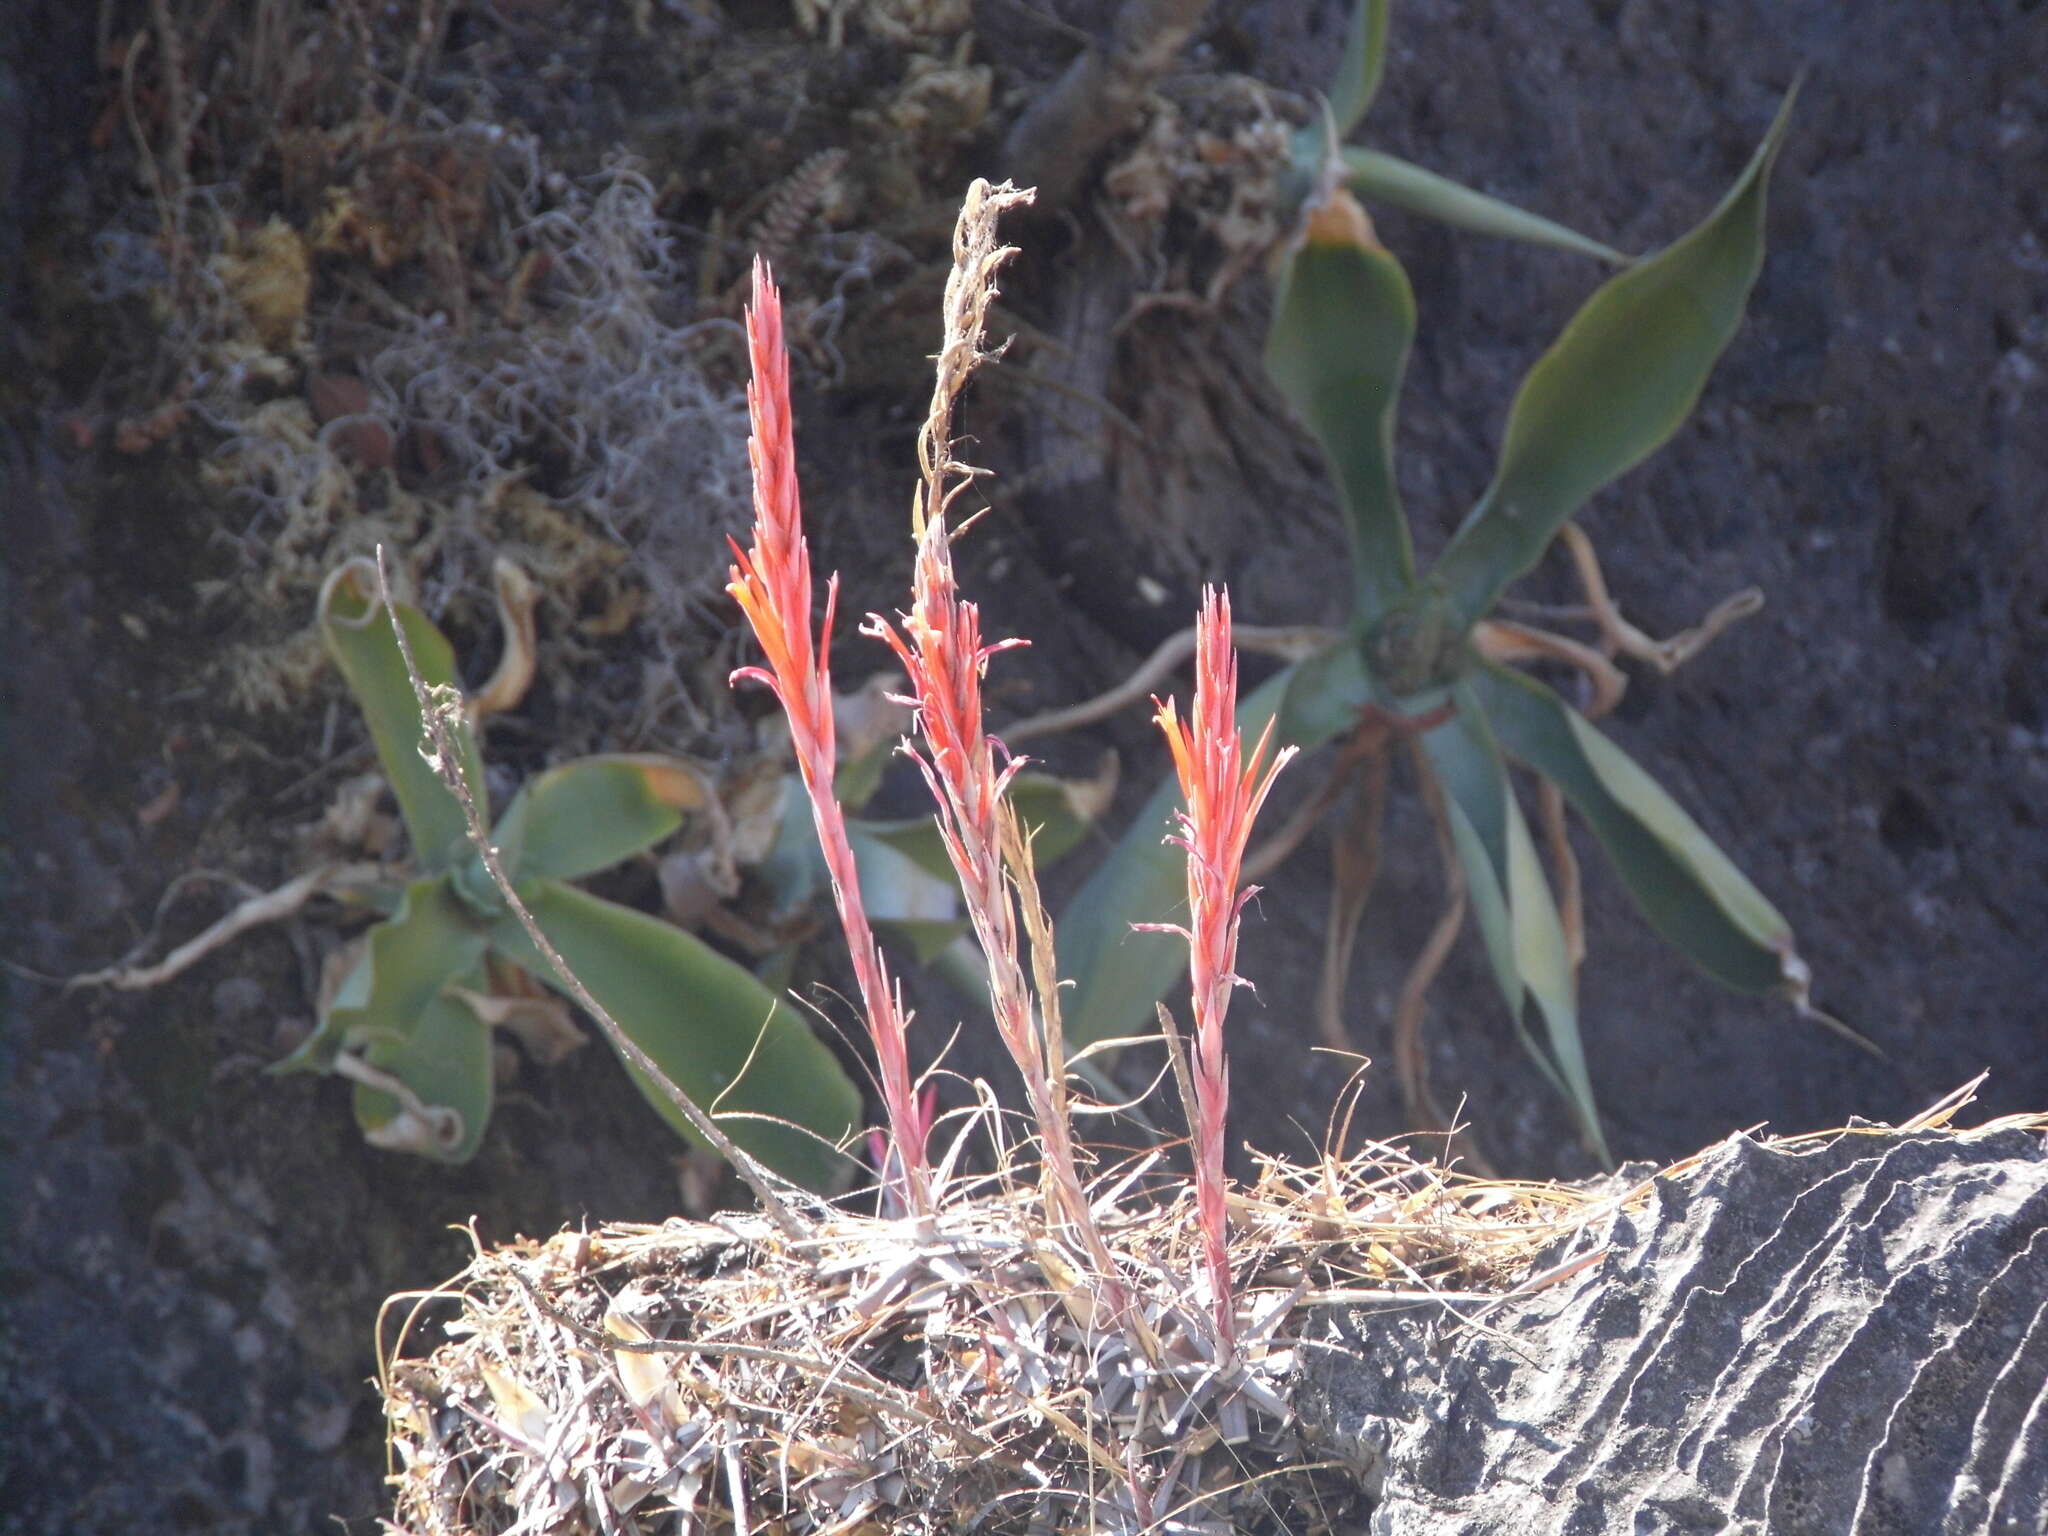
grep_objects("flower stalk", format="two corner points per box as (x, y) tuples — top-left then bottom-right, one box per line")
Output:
(1150, 586), (1297, 1350)
(868, 510), (1114, 1280)
(865, 176), (1132, 1315)
(728, 258), (931, 1214)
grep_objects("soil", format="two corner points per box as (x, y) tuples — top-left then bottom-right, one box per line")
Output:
(3, 1), (2043, 1530)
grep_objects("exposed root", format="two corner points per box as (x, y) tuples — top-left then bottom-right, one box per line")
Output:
(1557, 521), (1764, 679)
(1005, 623), (1331, 745)
(1315, 755), (1388, 1052)
(67, 862), (383, 992)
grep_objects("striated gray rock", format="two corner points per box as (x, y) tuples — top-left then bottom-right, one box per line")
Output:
(1293, 1128), (2048, 1534)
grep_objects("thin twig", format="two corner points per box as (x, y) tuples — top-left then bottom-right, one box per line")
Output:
(369, 546), (812, 1239)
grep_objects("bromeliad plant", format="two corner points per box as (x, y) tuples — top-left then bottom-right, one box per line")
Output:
(730, 197), (1132, 1257)
(1056, 9), (1820, 1162)
(730, 193), (1284, 1360)
(274, 557), (861, 1189)
(725, 254), (937, 1211)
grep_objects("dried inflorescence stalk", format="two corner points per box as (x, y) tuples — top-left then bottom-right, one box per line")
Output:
(1149, 587), (1297, 1350)
(727, 257), (931, 1213)
(911, 178), (1032, 537)
(868, 180), (1128, 1307)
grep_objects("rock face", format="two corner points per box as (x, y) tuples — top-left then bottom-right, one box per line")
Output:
(1293, 1128), (2048, 1534)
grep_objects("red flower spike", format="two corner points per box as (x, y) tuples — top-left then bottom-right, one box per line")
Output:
(866, 476), (1123, 1300)
(1151, 585), (1297, 1351)
(727, 259), (930, 1213)
(865, 522), (1031, 1063)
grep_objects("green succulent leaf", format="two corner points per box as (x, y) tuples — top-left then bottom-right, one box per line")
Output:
(1058, 665), (1322, 1051)
(1053, 765), (1195, 1054)
(1266, 189), (1417, 620)
(1430, 85), (1797, 633)
(1006, 766), (1119, 866)
(834, 731), (895, 815)
(318, 558), (487, 872)
(1418, 701), (1515, 998)
(270, 874), (493, 1163)
(1422, 702), (1608, 1164)
(271, 951), (362, 1078)
(1471, 662), (1803, 1000)
(488, 878), (861, 1192)
(275, 875), (489, 1075)
(351, 985), (494, 1164)
(1342, 148), (1628, 264)
(749, 778), (828, 925)
(1328, 0), (1392, 138)
(492, 754), (714, 883)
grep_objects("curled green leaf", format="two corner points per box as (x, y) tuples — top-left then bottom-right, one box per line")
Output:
(1431, 85), (1798, 633)
(275, 875), (489, 1075)
(351, 987), (493, 1164)
(494, 754), (714, 883)
(318, 558), (487, 872)
(1266, 189), (1417, 620)
(1471, 662), (1803, 1000)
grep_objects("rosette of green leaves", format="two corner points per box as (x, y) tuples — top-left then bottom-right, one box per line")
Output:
(274, 558), (861, 1190)
(1057, 1), (1805, 1159)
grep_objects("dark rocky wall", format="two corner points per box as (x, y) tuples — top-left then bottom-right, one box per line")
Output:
(978, 0), (2048, 1172)
(3, 1), (2043, 1530)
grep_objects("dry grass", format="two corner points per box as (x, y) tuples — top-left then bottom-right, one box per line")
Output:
(378, 1081), (2046, 1533)
(379, 1122), (1615, 1536)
